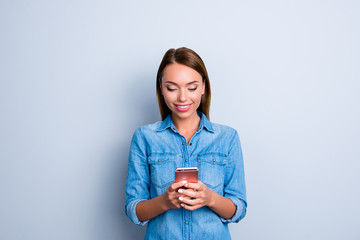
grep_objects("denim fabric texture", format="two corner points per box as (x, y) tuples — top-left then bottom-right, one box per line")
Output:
(125, 111), (247, 240)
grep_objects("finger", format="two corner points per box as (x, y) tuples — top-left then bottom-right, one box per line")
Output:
(170, 197), (184, 208)
(179, 196), (201, 206)
(197, 180), (205, 185)
(184, 182), (202, 191)
(177, 188), (199, 198)
(169, 181), (187, 192)
(178, 196), (192, 205)
(181, 202), (202, 211)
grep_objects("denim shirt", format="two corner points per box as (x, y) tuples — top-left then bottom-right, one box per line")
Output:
(125, 111), (247, 240)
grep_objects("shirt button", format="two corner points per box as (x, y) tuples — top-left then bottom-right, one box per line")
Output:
(185, 221), (189, 225)
(182, 142), (185, 145)
(185, 159), (188, 162)
(212, 158), (216, 162)
(189, 143), (192, 146)
(158, 159), (161, 162)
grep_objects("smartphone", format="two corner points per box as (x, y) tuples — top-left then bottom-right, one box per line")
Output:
(175, 167), (198, 183)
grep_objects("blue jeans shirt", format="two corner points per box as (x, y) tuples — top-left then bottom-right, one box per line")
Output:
(125, 111), (247, 240)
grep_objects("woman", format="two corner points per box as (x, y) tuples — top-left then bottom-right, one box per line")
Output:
(125, 47), (247, 240)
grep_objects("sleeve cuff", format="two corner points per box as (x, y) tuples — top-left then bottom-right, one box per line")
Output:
(125, 199), (149, 226)
(220, 197), (247, 223)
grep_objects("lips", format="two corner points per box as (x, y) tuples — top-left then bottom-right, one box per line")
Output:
(175, 104), (191, 112)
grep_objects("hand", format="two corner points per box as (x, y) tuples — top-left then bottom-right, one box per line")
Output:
(177, 180), (215, 211)
(162, 180), (188, 210)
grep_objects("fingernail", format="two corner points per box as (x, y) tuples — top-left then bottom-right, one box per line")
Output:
(179, 197), (183, 201)
(178, 189), (183, 193)
(184, 183), (188, 187)
(182, 180), (187, 184)
(181, 203), (184, 207)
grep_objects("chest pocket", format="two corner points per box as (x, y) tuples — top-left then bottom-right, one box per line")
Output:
(148, 153), (177, 189)
(197, 153), (227, 191)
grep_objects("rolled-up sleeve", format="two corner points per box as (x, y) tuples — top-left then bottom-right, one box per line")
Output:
(220, 129), (247, 223)
(125, 128), (150, 226)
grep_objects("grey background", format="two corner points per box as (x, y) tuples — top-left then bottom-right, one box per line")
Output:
(1, 0), (359, 239)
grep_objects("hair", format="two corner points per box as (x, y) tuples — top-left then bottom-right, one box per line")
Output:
(156, 47), (211, 121)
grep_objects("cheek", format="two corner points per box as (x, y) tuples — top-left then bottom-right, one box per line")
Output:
(190, 91), (203, 102)
(162, 92), (175, 103)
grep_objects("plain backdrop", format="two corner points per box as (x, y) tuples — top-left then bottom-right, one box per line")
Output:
(1, 1), (359, 239)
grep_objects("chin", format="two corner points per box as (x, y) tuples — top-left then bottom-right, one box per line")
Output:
(172, 109), (197, 119)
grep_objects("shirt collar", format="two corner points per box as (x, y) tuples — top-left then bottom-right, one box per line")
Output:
(156, 114), (174, 132)
(198, 111), (215, 133)
(156, 111), (215, 133)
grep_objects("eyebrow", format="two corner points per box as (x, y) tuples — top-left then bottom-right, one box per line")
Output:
(164, 81), (200, 86)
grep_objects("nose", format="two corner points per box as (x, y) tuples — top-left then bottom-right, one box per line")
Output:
(178, 89), (187, 102)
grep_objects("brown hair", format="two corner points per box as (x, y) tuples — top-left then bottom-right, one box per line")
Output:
(156, 47), (211, 120)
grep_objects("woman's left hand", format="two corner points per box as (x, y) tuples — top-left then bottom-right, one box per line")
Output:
(177, 180), (215, 211)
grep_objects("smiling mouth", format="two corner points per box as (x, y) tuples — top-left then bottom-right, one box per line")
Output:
(175, 104), (192, 112)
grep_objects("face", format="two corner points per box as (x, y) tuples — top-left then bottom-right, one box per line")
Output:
(160, 63), (205, 122)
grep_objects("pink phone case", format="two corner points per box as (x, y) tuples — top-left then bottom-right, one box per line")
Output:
(175, 167), (198, 183)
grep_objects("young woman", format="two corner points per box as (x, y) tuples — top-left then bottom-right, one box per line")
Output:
(125, 47), (247, 240)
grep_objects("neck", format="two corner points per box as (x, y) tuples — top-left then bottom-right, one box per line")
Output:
(172, 112), (201, 133)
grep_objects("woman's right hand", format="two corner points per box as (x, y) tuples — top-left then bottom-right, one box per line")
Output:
(136, 180), (188, 222)
(162, 180), (188, 210)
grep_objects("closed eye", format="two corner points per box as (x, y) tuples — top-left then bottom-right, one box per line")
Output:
(167, 87), (176, 91)
(189, 88), (197, 91)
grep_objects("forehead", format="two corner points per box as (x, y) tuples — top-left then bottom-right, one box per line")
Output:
(162, 63), (202, 84)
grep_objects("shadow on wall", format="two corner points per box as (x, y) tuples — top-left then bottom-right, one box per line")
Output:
(93, 74), (159, 240)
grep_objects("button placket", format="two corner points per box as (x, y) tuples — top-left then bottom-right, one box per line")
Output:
(179, 135), (193, 240)
(181, 136), (190, 166)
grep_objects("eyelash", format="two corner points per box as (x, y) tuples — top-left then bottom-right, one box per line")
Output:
(167, 88), (197, 92)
